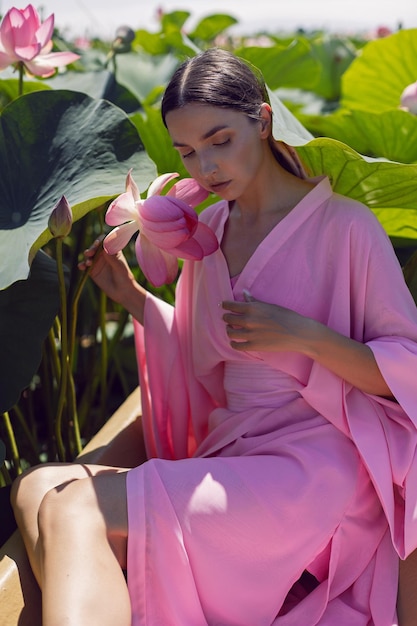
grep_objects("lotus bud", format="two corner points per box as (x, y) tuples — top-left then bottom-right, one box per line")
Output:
(112, 26), (135, 53)
(48, 196), (73, 238)
(400, 81), (417, 115)
(115, 26), (135, 44)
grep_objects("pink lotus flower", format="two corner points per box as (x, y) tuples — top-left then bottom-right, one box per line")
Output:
(103, 171), (219, 286)
(0, 5), (80, 77)
(400, 81), (417, 115)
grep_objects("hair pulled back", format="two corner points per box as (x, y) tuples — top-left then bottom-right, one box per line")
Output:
(161, 48), (268, 126)
(161, 48), (304, 177)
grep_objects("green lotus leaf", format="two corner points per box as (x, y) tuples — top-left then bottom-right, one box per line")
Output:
(341, 28), (417, 112)
(236, 39), (321, 91)
(49, 68), (143, 114)
(130, 106), (186, 176)
(308, 34), (357, 101)
(109, 52), (179, 103)
(0, 89), (156, 289)
(160, 10), (191, 32)
(0, 250), (61, 413)
(0, 77), (50, 112)
(297, 137), (417, 242)
(189, 14), (238, 43)
(300, 108), (417, 163)
(133, 12), (198, 56)
(47, 70), (111, 101)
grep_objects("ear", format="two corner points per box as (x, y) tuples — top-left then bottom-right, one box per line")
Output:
(259, 103), (272, 138)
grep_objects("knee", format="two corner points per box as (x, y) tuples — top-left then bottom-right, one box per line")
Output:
(10, 464), (67, 520)
(37, 486), (73, 541)
(38, 478), (97, 542)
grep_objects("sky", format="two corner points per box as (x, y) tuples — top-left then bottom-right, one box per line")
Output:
(0, 0), (415, 40)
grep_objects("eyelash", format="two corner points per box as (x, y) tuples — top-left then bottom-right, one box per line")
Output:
(181, 138), (230, 159)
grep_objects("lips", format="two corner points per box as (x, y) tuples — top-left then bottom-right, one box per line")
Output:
(210, 180), (231, 193)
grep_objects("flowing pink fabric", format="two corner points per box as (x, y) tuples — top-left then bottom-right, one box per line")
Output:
(127, 177), (417, 624)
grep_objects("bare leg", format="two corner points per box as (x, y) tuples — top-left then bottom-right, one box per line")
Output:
(398, 551), (417, 626)
(11, 463), (129, 586)
(38, 471), (131, 626)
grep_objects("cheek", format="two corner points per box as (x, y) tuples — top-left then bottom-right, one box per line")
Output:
(236, 145), (261, 177)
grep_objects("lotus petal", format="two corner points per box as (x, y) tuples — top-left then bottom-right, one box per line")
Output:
(171, 223), (219, 259)
(167, 177), (209, 207)
(103, 221), (138, 254)
(168, 236), (204, 260)
(136, 233), (178, 286)
(147, 172), (178, 197)
(140, 195), (197, 226)
(126, 169), (141, 203)
(105, 191), (138, 226)
(188, 221), (219, 255)
(36, 14), (54, 49)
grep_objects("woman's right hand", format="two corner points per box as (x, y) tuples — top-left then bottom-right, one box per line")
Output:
(78, 238), (139, 308)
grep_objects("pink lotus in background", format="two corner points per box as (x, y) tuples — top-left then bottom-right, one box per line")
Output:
(400, 81), (417, 115)
(0, 5), (80, 77)
(104, 170), (219, 286)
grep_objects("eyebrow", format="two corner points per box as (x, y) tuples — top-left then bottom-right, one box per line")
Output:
(172, 124), (229, 147)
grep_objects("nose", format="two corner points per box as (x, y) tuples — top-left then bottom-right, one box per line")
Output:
(198, 152), (217, 178)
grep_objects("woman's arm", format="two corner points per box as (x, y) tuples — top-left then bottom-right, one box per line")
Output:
(222, 297), (392, 398)
(79, 240), (147, 325)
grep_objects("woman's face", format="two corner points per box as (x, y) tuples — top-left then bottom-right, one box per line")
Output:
(165, 103), (271, 202)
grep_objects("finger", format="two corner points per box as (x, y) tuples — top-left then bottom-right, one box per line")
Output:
(221, 300), (248, 313)
(223, 312), (247, 326)
(243, 289), (255, 302)
(78, 238), (105, 271)
(230, 339), (250, 351)
(225, 323), (250, 339)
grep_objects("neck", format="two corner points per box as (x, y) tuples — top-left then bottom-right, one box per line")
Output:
(233, 158), (312, 222)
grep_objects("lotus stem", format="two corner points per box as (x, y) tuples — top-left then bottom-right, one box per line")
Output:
(54, 238), (68, 461)
(2, 411), (22, 476)
(17, 61), (24, 97)
(11, 404), (39, 463)
(99, 290), (108, 419)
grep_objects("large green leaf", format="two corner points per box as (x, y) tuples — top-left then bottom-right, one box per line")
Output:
(0, 89), (156, 289)
(160, 10), (191, 32)
(308, 35), (357, 101)
(109, 52), (179, 104)
(48, 70), (111, 101)
(300, 108), (417, 163)
(130, 106), (186, 176)
(0, 77), (50, 112)
(189, 14), (238, 43)
(297, 138), (417, 241)
(236, 39), (321, 91)
(341, 29), (417, 112)
(0, 250), (61, 413)
(133, 12), (199, 57)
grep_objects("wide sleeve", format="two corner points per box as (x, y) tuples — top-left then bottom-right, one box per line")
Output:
(133, 265), (221, 461)
(302, 206), (417, 558)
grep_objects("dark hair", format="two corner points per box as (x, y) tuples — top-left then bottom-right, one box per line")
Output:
(161, 48), (299, 176)
(161, 48), (268, 125)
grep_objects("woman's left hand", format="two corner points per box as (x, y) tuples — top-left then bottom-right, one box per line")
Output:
(222, 293), (393, 397)
(221, 293), (314, 353)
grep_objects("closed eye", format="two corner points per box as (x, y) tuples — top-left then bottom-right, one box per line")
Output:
(213, 139), (230, 147)
(181, 150), (195, 159)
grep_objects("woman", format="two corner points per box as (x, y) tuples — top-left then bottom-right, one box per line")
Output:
(11, 48), (417, 625)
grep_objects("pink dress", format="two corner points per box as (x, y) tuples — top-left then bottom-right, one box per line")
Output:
(126, 177), (417, 625)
